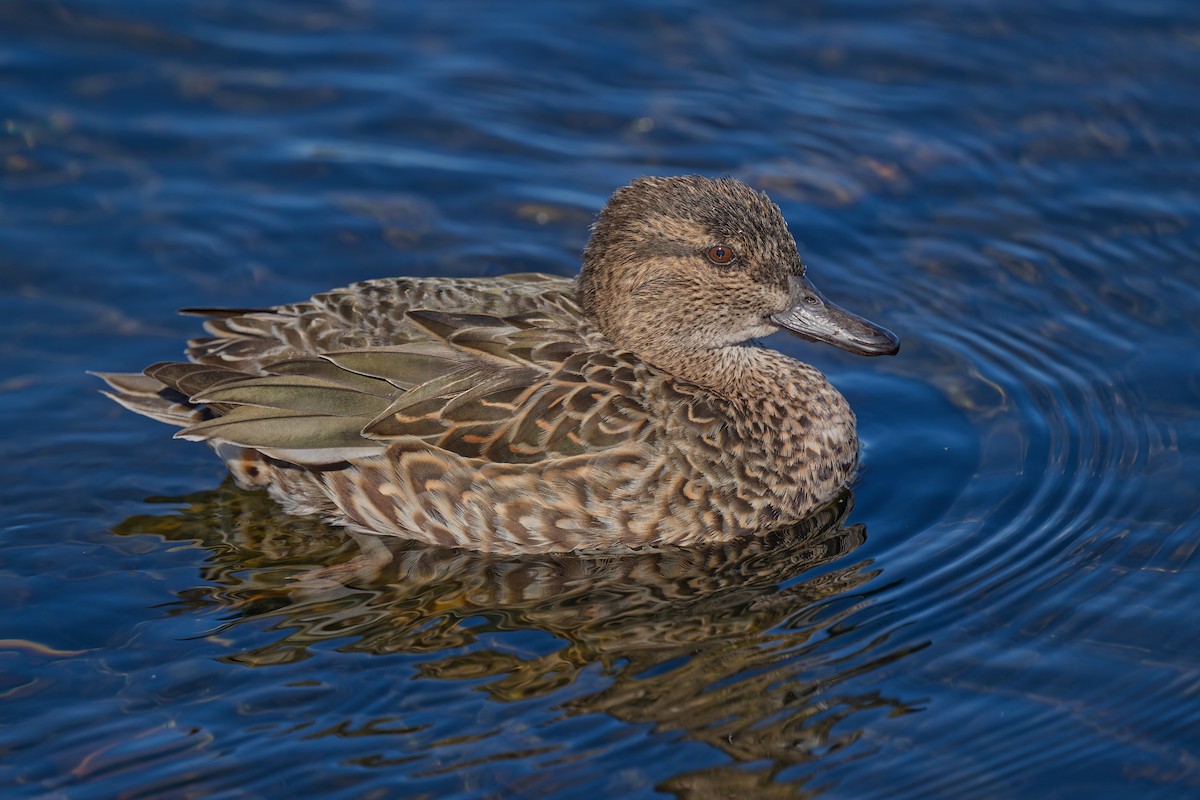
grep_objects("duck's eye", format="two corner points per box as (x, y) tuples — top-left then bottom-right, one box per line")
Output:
(707, 244), (735, 265)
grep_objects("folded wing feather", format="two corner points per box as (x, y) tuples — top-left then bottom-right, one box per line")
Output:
(103, 291), (656, 470)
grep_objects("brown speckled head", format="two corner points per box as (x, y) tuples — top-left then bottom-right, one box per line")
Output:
(578, 175), (803, 356)
(579, 175), (899, 367)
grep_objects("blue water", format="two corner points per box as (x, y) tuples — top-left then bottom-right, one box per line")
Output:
(3, 1), (1200, 797)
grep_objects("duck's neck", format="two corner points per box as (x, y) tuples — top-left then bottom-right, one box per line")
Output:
(642, 344), (802, 405)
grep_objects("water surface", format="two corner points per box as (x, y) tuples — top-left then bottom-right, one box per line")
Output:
(2, 1), (1199, 797)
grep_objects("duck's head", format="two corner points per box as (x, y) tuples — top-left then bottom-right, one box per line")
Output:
(578, 175), (899, 362)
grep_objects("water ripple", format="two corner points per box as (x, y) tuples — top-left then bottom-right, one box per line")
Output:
(3, 0), (1200, 797)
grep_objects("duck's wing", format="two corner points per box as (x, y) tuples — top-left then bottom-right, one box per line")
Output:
(126, 308), (656, 468)
(359, 311), (655, 465)
(185, 273), (582, 373)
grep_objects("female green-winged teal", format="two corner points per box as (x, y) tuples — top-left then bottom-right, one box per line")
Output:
(98, 176), (898, 553)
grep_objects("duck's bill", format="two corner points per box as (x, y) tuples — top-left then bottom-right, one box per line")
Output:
(770, 274), (900, 357)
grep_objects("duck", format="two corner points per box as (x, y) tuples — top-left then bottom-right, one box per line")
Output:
(97, 175), (898, 554)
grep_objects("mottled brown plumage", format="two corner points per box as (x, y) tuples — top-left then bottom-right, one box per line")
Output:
(97, 176), (898, 553)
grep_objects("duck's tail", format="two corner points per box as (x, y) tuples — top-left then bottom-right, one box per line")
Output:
(93, 367), (310, 492)
(93, 361), (260, 429)
(91, 370), (209, 428)
(95, 357), (403, 467)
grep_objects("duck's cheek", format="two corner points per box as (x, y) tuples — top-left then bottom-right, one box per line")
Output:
(728, 317), (780, 344)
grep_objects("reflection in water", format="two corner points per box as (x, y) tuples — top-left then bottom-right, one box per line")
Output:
(113, 482), (927, 796)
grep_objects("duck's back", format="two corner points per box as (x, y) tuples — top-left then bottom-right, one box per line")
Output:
(187, 272), (585, 372)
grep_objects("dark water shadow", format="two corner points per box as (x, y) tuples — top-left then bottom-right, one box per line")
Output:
(113, 482), (929, 796)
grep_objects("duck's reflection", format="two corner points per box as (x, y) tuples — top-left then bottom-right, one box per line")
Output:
(114, 483), (926, 796)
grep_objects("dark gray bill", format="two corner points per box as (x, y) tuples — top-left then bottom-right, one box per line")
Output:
(769, 274), (899, 356)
